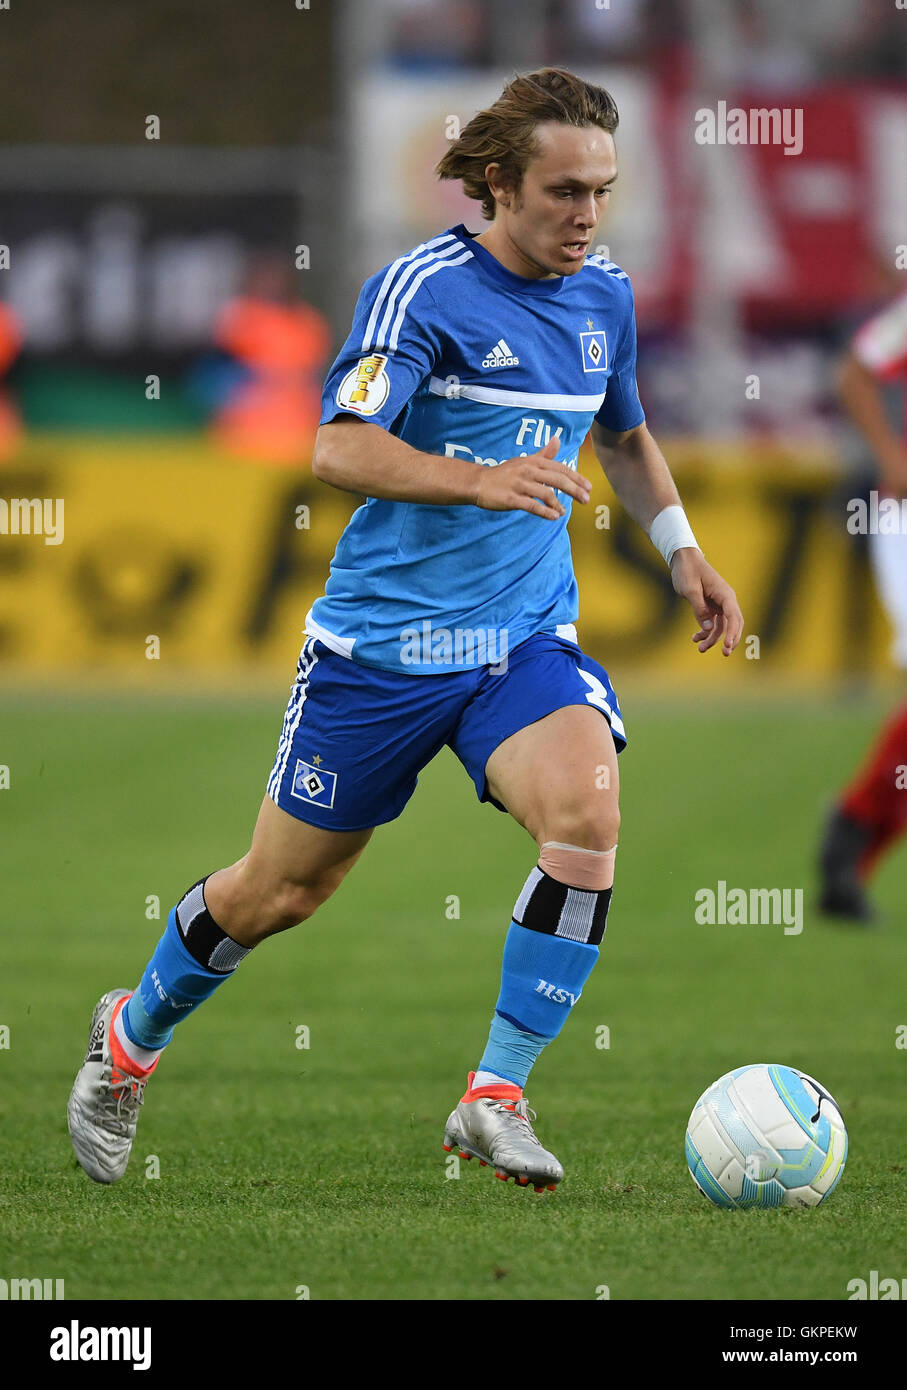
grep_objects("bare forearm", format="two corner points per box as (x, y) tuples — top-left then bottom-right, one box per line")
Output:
(591, 422), (683, 532)
(593, 421), (743, 656)
(838, 354), (905, 487)
(312, 419), (482, 506)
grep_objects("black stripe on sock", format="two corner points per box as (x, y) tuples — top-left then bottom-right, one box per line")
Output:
(514, 871), (568, 934)
(176, 876), (250, 973)
(514, 869), (613, 946)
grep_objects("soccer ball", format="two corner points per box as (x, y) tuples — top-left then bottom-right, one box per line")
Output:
(684, 1064), (848, 1209)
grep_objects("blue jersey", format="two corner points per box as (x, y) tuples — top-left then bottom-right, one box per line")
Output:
(307, 223), (645, 674)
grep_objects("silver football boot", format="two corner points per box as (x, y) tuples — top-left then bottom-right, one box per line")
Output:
(443, 1072), (564, 1192)
(68, 989), (156, 1184)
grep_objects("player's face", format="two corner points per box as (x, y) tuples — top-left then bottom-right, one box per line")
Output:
(496, 123), (618, 279)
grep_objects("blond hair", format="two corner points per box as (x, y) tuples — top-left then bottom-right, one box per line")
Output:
(436, 67), (619, 221)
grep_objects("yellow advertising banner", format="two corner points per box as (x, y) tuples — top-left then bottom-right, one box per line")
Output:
(0, 434), (895, 688)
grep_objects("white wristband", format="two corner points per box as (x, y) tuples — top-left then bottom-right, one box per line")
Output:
(649, 505), (699, 565)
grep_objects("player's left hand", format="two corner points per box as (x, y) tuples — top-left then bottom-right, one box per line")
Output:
(669, 549), (743, 656)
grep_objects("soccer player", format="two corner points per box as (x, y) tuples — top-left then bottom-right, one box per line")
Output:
(818, 287), (907, 920)
(69, 68), (743, 1190)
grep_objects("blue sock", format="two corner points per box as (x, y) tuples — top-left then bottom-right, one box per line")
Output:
(123, 881), (251, 1050)
(477, 922), (601, 1087)
(497, 921), (599, 1036)
(122, 988), (173, 1051)
(477, 1013), (549, 1089)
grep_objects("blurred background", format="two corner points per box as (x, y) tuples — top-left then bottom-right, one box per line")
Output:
(0, 0), (905, 691)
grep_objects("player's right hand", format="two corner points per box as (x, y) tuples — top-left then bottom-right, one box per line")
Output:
(474, 436), (592, 519)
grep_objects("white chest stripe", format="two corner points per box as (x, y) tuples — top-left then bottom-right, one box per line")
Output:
(428, 377), (606, 412)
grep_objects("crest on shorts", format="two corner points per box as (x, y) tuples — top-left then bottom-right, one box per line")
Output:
(290, 758), (338, 809)
(336, 353), (390, 415)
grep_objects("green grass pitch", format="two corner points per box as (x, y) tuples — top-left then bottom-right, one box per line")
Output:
(1, 689), (905, 1301)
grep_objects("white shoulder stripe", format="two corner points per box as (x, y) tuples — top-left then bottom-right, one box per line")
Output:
(428, 376), (605, 412)
(362, 233), (464, 352)
(586, 255), (629, 281)
(375, 241), (469, 351)
(372, 240), (463, 347)
(361, 232), (457, 352)
(387, 250), (474, 352)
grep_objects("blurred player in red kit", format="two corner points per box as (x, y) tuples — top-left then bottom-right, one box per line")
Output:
(819, 288), (907, 920)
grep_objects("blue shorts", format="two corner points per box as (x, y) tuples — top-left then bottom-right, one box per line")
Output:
(266, 631), (626, 832)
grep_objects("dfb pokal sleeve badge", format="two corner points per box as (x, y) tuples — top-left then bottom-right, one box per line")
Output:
(337, 353), (390, 415)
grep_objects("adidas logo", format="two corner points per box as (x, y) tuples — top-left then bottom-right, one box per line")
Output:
(481, 338), (519, 369)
